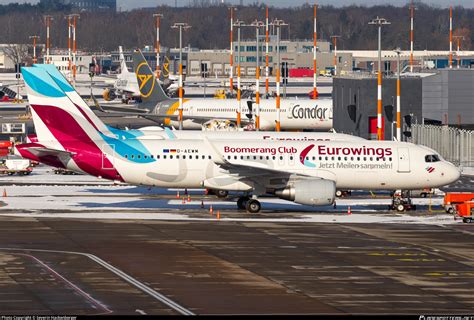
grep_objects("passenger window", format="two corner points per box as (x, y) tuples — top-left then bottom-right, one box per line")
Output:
(208, 156), (211, 159)
(319, 157), (322, 161)
(131, 155), (135, 159)
(272, 156), (276, 160)
(144, 155), (148, 159)
(164, 155), (167, 159)
(338, 157), (341, 161)
(170, 155), (173, 159)
(266, 156), (269, 160)
(312, 156), (315, 160)
(290, 156), (294, 160)
(157, 155), (160, 159)
(183, 155), (186, 159)
(253, 156), (257, 160)
(260, 156), (263, 160)
(234, 156), (238, 160)
(389, 157), (392, 161)
(357, 157), (360, 161)
(325, 157), (328, 161)
(176, 155), (180, 159)
(344, 157), (347, 161)
(280, 156), (283, 160)
(125, 155), (128, 159)
(369, 157), (373, 161)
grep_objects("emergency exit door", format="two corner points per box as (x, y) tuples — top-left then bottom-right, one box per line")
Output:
(397, 148), (411, 173)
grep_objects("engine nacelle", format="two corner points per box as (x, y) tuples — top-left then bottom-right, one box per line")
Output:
(274, 179), (336, 206)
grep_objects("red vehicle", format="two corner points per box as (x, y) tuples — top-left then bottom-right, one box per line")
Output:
(444, 192), (474, 213)
(455, 201), (474, 223)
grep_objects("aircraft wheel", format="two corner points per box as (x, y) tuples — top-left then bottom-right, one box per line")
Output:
(246, 199), (261, 213)
(237, 196), (249, 210)
(216, 190), (228, 198)
(396, 204), (406, 212)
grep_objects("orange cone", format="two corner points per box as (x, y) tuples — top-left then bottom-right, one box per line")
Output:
(2, 188), (6, 197)
(182, 197), (186, 204)
(176, 191), (180, 199)
(187, 194), (191, 202)
(347, 206), (352, 215)
(209, 205), (213, 215)
(217, 211), (220, 220)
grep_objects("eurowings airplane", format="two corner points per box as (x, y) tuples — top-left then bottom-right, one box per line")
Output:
(131, 50), (333, 130)
(16, 65), (460, 213)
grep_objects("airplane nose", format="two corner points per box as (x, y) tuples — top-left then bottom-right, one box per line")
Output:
(444, 163), (461, 184)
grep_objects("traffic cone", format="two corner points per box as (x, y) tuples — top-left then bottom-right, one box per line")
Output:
(2, 188), (6, 197)
(182, 197), (186, 204)
(176, 191), (180, 199)
(347, 206), (352, 215)
(217, 211), (221, 220)
(187, 194), (191, 202)
(200, 200), (204, 209)
(210, 205), (213, 215)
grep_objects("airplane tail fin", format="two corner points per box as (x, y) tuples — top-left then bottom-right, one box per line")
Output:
(132, 49), (170, 105)
(22, 66), (105, 145)
(33, 64), (113, 135)
(119, 45), (130, 75)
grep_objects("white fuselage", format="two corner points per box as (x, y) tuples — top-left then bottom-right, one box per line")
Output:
(68, 138), (459, 192)
(160, 98), (333, 131)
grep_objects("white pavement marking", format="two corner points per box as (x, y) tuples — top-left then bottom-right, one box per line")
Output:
(0, 248), (195, 316)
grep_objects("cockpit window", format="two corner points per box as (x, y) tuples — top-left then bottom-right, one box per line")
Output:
(425, 154), (440, 163)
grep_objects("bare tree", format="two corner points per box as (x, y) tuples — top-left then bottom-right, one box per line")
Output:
(1, 44), (30, 70)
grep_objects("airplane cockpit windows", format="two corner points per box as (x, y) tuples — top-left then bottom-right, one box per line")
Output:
(425, 155), (440, 163)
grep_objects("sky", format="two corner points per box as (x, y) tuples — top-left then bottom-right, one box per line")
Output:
(2, 0), (473, 10)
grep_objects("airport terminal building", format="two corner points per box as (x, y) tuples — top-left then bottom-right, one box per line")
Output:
(333, 69), (474, 140)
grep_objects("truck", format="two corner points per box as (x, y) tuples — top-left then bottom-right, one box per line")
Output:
(455, 201), (474, 223)
(444, 192), (474, 214)
(0, 156), (32, 175)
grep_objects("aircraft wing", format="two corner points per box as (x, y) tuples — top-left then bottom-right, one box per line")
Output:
(24, 147), (75, 161)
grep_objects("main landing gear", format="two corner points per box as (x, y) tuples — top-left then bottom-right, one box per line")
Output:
(389, 190), (417, 212)
(237, 196), (261, 213)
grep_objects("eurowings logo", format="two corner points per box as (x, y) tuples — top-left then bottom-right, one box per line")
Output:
(426, 166), (435, 173)
(136, 62), (155, 98)
(300, 144), (316, 168)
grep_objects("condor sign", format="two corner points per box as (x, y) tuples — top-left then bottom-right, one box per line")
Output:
(289, 104), (332, 121)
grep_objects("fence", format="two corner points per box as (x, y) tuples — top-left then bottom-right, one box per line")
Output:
(411, 124), (474, 168)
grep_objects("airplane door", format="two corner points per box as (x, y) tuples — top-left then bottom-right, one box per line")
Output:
(102, 144), (115, 170)
(397, 148), (410, 173)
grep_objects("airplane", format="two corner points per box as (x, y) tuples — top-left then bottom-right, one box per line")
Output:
(103, 47), (179, 103)
(16, 65), (460, 213)
(118, 50), (334, 131)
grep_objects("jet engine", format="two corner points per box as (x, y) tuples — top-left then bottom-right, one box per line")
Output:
(274, 179), (336, 206)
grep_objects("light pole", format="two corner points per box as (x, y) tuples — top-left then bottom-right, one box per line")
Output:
(273, 18), (287, 132)
(369, 16), (391, 141)
(251, 19), (264, 131)
(449, 6), (453, 69)
(44, 16), (53, 64)
(229, 6), (236, 95)
(153, 13), (164, 78)
(312, 4), (318, 99)
(66, 14), (80, 84)
(171, 22), (191, 130)
(265, 6), (269, 97)
(233, 19), (245, 128)
(330, 35), (340, 76)
(29, 36), (40, 64)
(453, 36), (464, 69)
(394, 48), (402, 141)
